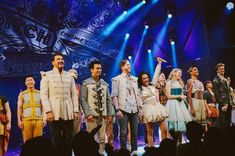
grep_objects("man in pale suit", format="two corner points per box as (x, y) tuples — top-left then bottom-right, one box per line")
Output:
(40, 52), (78, 156)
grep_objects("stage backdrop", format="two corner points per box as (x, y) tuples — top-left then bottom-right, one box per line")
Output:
(0, 0), (210, 149)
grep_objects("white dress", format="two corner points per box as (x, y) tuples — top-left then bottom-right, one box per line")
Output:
(140, 63), (169, 123)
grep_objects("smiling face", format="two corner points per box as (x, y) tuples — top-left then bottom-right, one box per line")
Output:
(173, 70), (182, 80)
(159, 73), (166, 81)
(121, 60), (131, 73)
(25, 77), (35, 89)
(52, 55), (64, 70)
(91, 64), (102, 79)
(141, 73), (150, 87)
(190, 67), (199, 76)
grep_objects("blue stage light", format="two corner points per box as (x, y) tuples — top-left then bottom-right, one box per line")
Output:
(170, 40), (175, 45)
(128, 55), (132, 60)
(226, 2), (234, 10)
(168, 13), (172, 19)
(148, 49), (152, 53)
(142, 0), (146, 4)
(145, 25), (149, 29)
(125, 33), (130, 39)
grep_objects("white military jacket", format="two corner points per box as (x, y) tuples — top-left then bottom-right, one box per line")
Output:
(40, 67), (78, 120)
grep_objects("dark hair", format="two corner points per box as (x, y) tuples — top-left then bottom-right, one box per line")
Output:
(89, 60), (101, 70)
(138, 71), (151, 91)
(204, 80), (212, 89)
(24, 74), (35, 82)
(187, 66), (198, 74)
(51, 52), (63, 61)
(215, 63), (224, 71)
(119, 59), (129, 69)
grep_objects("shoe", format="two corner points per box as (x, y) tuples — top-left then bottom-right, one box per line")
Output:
(131, 150), (138, 156)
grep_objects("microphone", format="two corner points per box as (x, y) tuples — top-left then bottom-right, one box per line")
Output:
(154, 57), (167, 63)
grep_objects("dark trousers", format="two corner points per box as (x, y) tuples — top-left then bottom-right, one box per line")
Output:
(49, 120), (73, 156)
(216, 105), (232, 130)
(118, 111), (138, 152)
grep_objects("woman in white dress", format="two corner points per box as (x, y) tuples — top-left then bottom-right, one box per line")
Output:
(165, 68), (192, 144)
(138, 57), (169, 147)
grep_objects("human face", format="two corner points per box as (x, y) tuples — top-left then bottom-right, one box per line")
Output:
(159, 73), (166, 81)
(206, 81), (213, 89)
(217, 66), (225, 76)
(174, 70), (182, 80)
(141, 74), (149, 87)
(122, 61), (131, 73)
(91, 64), (102, 79)
(190, 67), (199, 76)
(52, 55), (64, 70)
(25, 77), (35, 89)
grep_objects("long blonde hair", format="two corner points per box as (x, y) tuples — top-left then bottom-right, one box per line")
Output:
(167, 68), (184, 87)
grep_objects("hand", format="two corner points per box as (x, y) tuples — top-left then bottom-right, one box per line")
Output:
(46, 112), (54, 122)
(18, 120), (23, 129)
(180, 95), (187, 99)
(157, 57), (163, 63)
(106, 116), (113, 122)
(87, 115), (94, 122)
(207, 109), (212, 117)
(190, 107), (196, 117)
(138, 109), (143, 117)
(43, 120), (47, 127)
(116, 110), (123, 119)
(221, 105), (228, 112)
(208, 103), (216, 107)
(74, 112), (79, 120)
(6, 123), (11, 131)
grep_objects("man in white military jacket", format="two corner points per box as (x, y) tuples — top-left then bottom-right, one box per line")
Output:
(40, 52), (78, 156)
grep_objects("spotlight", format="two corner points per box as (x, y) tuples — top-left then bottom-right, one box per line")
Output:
(170, 40), (175, 45)
(226, 2), (234, 10)
(142, 0), (146, 4)
(145, 25), (149, 29)
(148, 49), (152, 53)
(128, 55), (132, 60)
(125, 33), (130, 39)
(123, 11), (127, 15)
(168, 13), (172, 18)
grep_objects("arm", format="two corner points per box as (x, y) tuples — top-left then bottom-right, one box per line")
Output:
(17, 92), (23, 129)
(106, 86), (114, 116)
(152, 62), (162, 86)
(80, 83), (92, 118)
(71, 77), (79, 113)
(111, 79), (120, 110)
(5, 102), (11, 131)
(40, 73), (52, 113)
(187, 80), (194, 110)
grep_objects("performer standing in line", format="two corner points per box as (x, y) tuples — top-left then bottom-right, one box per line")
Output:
(165, 68), (192, 145)
(137, 57), (168, 147)
(111, 59), (142, 156)
(0, 95), (11, 156)
(212, 63), (233, 129)
(187, 66), (206, 126)
(40, 52), (79, 156)
(17, 75), (46, 143)
(80, 60), (113, 156)
(203, 81), (219, 127)
(156, 72), (168, 106)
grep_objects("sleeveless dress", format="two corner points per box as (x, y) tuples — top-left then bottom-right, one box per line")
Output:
(165, 80), (192, 132)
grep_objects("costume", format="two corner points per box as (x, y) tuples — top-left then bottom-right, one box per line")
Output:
(156, 81), (167, 105)
(213, 75), (233, 129)
(165, 80), (192, 132)
(140, 64), (168, 123)
(40, 67), (78, 156)
(187, 79), (206, 123)
(80, 77), (113, 155)
(203, 90), (219, 125)
(0, 96), (10, 156)
(111, 73), (141, 153)
(19, 89), (44, 142)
